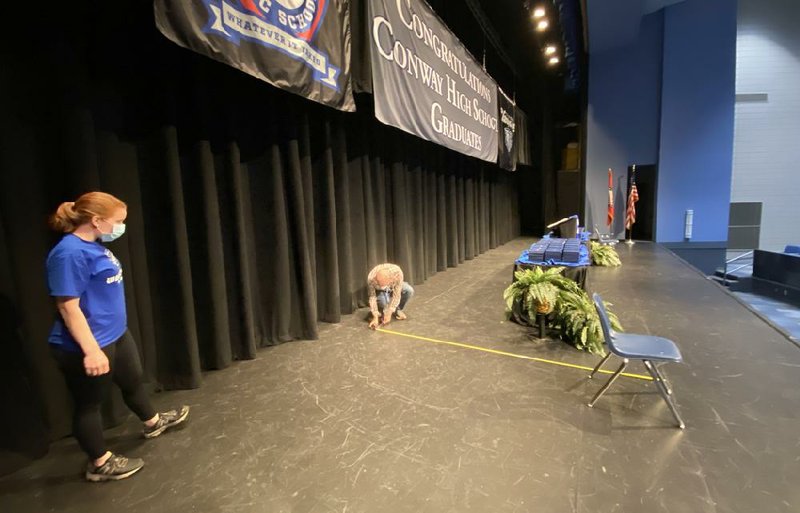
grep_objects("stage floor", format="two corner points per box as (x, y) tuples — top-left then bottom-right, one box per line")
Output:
(2, 239), (799, 513)
(733, 290), (800, 345)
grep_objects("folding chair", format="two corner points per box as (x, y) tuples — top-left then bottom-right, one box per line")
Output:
(592, 224), (617, 245)
(588, 293), (686, 429)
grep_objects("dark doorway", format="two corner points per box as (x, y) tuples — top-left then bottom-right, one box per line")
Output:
(627, 164), (657, 241)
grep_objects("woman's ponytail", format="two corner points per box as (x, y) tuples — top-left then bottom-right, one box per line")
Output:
(49, 201), (83, 233)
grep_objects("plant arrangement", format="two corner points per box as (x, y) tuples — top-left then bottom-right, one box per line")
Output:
(504, 267), (582, 318)
(590, 241), (622, 267)
(552, 289), (622, 355)
(504, 266), (623, 355)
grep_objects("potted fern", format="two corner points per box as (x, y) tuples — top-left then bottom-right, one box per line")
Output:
(590, 241), (621, 267)
(504, 267), (577, 320)
(504, 266), (624, 354)
(553, 291), (622, 355)
(504, 267), (583, 333)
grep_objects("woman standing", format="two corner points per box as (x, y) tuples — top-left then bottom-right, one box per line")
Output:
(47, 192), (189, 482)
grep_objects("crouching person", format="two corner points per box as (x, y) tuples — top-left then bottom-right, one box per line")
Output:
(367, 263), (414, 329)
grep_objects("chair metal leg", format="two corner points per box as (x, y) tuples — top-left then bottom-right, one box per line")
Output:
(589, 352), (612, 379)
(652, 365), (673, 395)
(644, 361), (685, 429)
(588, 359), (628, 407)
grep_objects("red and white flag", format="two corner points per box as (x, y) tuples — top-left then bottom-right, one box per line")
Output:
(625, 171), (639, 230)
(607, 168), (614, 226)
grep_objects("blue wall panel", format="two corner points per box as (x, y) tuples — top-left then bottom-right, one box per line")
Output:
(585, 12), (664, 237)
(656, 0), (737, 242)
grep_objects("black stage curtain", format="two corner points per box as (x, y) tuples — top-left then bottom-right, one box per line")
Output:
(0, 1), (519, 470)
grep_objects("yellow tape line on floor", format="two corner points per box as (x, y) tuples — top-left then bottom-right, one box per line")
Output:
(377, 328), (653, 381)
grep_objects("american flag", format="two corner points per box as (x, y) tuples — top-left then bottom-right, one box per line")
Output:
(625, 171), (639, 230)
(607, 168), (614, 226)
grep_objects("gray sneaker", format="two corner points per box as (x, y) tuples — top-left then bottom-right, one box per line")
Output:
(85, 454), (144, 482)
(143, 405), (190, 439)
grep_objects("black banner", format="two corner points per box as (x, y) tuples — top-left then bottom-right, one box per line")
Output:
(154, 0), (355, 111)
(498, 88), (517, 171)
(368, 0), (498, 162)
(515, 108), (531, 166)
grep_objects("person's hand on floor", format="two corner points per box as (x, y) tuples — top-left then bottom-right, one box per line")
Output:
(382, 312), (392, 326)
(369, 316), (381, 330)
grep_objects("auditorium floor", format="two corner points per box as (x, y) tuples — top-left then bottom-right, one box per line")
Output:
(732, 290), (800, 345)
(2, 239), (799, 513)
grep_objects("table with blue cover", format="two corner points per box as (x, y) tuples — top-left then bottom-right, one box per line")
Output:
(513, 241), (591, 289)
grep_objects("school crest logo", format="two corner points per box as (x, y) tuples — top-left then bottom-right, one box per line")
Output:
(234, 0), (327, 42)
(504, 126), (513, 151)
(203, 0), (340, 89)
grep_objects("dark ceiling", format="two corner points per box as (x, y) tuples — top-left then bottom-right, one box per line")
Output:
(428, 0), (584, 124)
(430, 0), (692, 107)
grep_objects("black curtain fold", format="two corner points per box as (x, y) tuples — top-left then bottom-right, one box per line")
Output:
(243, 162), (266, 352)
(285, 118), (318, 340)
(333, 118), (355, 315)
(194, 140), (233, 370)
(447, 173), (459, 267)
(315, 118), (341, 324)
(412, 163), (426, 284)
(436, 171), (448, 272)
(0, 0), (521, 473)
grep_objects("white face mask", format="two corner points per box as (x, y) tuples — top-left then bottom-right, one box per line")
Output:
(100, 222), (126, 242)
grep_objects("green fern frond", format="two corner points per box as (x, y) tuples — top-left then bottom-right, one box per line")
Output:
(590, 242), (622, 267)
(505, 264), (625, 355)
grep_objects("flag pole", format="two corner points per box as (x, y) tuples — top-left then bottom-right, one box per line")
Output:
(625, 165), (635, 245)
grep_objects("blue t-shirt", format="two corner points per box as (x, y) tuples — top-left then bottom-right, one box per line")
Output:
(46, 234), (127, 352)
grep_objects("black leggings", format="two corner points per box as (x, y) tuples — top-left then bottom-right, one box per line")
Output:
(51, 331), (156, 460)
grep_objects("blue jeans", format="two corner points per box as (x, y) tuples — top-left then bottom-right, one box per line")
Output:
(376, 282), (414, 313)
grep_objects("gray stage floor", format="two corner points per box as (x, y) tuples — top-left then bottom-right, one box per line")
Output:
(1, 239), (799, 513)
(732, 290), (800, 345)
